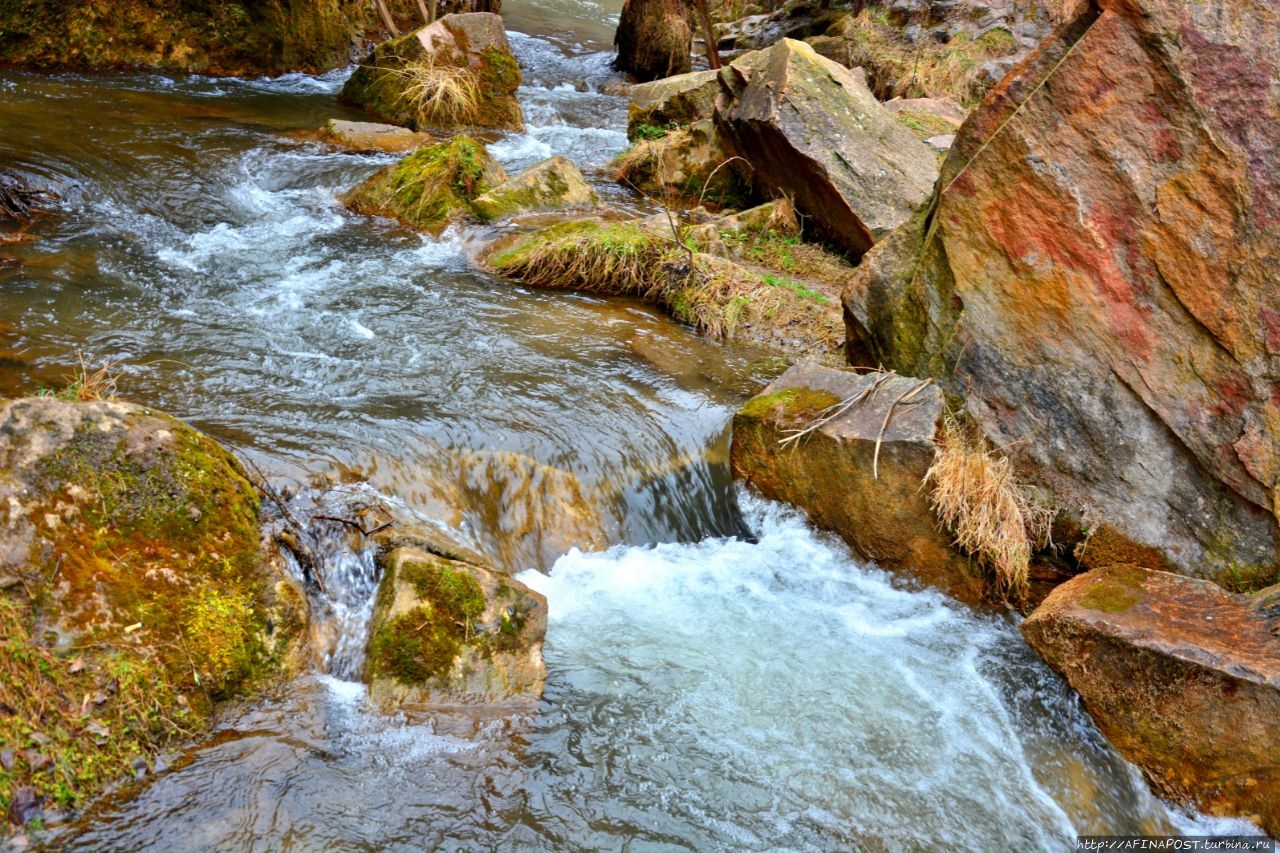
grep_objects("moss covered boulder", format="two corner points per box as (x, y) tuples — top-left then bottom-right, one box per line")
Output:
(730, 362), (992, 606)
(0, 397), (306, 825)
(364, 547), (546, 710)
(472, 156), (599, 222)
(0, 0), (368, 75)
(343, 136), (507, 234)
(1022, 565), (1280, 835)
(339, 13), (523, 132)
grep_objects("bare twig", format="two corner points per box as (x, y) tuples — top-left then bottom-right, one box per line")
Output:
(778, 370), (897, 447)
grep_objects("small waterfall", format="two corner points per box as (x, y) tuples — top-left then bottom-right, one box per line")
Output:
(260, 478), (388, 679)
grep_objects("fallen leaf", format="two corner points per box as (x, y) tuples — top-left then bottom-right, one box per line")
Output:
(68, 657), (84, 674)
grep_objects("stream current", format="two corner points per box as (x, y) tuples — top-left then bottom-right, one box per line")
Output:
(0, 1), (1258, 849)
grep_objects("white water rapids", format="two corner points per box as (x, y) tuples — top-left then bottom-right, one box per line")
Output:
(0, 1), (1264, 848)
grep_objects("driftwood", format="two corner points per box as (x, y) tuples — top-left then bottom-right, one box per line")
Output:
(0, 173), (56, 224)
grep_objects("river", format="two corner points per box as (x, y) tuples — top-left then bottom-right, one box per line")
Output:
(0, 1), (1256, 849)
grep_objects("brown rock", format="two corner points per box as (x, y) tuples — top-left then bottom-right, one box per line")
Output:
(730, 362), (987, 606)
(713, 39), (939, 258)
(321, 119), (434, 153)
(1022, 564), (1280, 834)
(613, 119), (755, 210)
(843, 0), (1280, 587)
(626, 68), (720, 136)
(364, 547), (546, 711)
(340, 13), (522, 132)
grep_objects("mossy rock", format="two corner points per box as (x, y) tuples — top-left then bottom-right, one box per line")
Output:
(472, 156), (599, 222)
(342, 136), (507, 234)
(364, 548), (546, 710)
(339, 13), (523, 132)
(0, 0), (369, 75)
(0, 397), (307, 822)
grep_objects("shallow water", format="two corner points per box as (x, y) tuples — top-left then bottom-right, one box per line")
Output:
(0, 2), (1259, 849)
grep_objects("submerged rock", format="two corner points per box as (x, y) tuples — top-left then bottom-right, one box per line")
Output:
(713, 39), (939, 258)
(0, 397), (306, 816)
(340, 12), (523, 132)
(342, 135), (507, 233)
(472, 156), (600, 222)
(364, 547), (546, 710)
(447, 449), (609, 572)
(729, 362), (989, 606)
(321, 119), (435, 153)
(842, 0), (1280, 588)
(1022, 564), (1280, 835)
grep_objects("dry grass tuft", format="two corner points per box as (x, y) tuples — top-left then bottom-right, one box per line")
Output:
(381, 60), (481, 128)
(837, 8), (1018, 107)
(488, 220), (842, 348)
(37, 352), (120, 402)
(925, 417), (1053, 599)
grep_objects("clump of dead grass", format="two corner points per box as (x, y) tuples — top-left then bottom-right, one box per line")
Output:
(837, 8), (1018, 107)
(925, 416), (1053, 599)
(381, 60), (481, 128)
(488, 220), (842, 348)
(37, 352), (119, 402)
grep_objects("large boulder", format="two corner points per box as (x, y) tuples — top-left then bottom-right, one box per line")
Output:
(472, 156), (600, 222)
(364, 547), (546, 710)
(729, 362), (989, 606)
(614, 0), (693, 83)
(0, 397), (306, 821)
(343, 136), (507, 234)
(340, 13), (523, 132)
(713, 39), (940, 258)
(1022, 564), (1280, 834)
(0, 0), (369, 75)
(842, 0), (1280, 588)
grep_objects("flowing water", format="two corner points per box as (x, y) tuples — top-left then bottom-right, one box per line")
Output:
(0, 1), (1260, 849)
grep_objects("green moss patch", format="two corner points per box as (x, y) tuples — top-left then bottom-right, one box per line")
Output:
(0, 0), (367, 75)
(367, 558), (486, 685)
(1080, 565), (1147, 613)
(738, 387), (843, 427)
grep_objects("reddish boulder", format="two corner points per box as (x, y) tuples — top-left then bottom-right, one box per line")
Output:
(842, 0), (1280, 587)
(1022, 564), (1280, 834)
